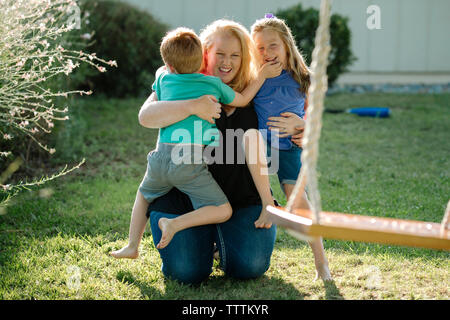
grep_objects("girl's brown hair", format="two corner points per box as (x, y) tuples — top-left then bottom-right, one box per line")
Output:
(199, 19), (258, 93)
(251, 17), (311, 94)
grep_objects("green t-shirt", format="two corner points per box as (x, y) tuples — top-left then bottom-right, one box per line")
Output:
(152, 71), (236, 145)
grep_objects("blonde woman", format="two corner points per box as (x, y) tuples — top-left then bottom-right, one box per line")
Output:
(137, 19), (279, 284)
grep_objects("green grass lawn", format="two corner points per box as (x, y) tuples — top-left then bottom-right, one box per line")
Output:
(1, 93), (449, 300)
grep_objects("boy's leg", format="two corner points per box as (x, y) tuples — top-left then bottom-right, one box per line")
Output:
(110, 191), (149, 259)
(111, 149), (171, 259)
(156, 159), (232, 250)
(157, 202), (231, 249)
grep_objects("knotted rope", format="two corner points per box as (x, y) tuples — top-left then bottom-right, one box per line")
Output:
(286, 0), (332, 224)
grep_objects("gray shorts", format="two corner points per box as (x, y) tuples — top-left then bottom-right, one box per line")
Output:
(139, 143), (229, 209)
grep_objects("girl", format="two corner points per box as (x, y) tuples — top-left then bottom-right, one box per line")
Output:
(251, 15), (332, 281)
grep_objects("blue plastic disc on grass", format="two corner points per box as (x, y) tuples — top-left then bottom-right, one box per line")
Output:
(348, 107), (391, 118)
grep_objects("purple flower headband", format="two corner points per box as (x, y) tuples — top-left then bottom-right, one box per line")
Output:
(265, 13), (276, 19)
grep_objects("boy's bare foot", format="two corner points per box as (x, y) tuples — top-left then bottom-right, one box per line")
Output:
(314, 262), (333, 282)
(157, 218), (177, 249)
(110, 245), (139, 259)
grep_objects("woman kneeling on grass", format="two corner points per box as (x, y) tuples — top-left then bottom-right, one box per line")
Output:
(135, 19), (330, 284)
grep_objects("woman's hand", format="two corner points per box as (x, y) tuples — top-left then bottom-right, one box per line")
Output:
(267, 112), (305, 137)
(138, 94), (221, 128)
(190, 95), (222, 124)
(291, 128), (304, 148)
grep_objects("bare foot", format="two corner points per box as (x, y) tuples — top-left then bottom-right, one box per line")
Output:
(314, 262), (333, 282)
(157, 218), (177, 249)
(110, 245), (139, 259)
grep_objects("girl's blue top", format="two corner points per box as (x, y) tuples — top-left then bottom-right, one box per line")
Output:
(253, 70), (305, 150)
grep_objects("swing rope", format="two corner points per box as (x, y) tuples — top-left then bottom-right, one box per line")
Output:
(278, 0), (450, 251)
(286, 0), (332, 225)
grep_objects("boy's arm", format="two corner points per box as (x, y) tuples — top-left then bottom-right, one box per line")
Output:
(228, 62), (282, 107)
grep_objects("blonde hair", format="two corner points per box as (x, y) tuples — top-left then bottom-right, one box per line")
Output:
(199, 19), (258, 93)
(160, 27), (203, 74)
(251, 17), (311, 94)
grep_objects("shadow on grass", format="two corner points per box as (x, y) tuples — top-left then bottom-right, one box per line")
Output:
(324, 280), (344, 300)
(117, 269), (311, 300)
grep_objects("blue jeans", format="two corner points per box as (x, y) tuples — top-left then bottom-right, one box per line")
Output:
(149, 205), (277, 285)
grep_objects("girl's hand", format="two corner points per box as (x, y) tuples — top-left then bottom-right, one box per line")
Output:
(259, 61), (282, 79)
(267, 112), (305, 137)
(291, 127), (304, 148)
(191, 95), (222, 124)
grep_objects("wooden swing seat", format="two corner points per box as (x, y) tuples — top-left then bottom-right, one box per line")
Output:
(267, 206), (450, 251)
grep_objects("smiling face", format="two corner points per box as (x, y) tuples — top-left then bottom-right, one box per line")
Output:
(204, 32), (242, 84)
(253, 28), (287, 69)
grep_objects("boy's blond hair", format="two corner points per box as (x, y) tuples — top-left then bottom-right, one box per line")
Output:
(251, 17), (311, 94)
(160, 27), (203, 74)
(199, 19), (258, 93)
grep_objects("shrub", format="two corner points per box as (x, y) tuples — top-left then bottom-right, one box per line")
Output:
(0, 0), (115, 206)
(275, 3), (356, 88)
(74, 0), (169, 98)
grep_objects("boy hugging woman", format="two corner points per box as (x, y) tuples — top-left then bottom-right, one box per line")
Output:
(112, 17), (332, 283)
(111, 27), (281, 256)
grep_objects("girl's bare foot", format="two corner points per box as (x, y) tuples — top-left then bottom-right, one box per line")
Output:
(314, 262), (333, 282)
(110, 245), (139, 259)
(157, 218), (177, 249)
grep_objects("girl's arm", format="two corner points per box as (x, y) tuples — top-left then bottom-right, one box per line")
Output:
(228, 62), (282, 107)
(138, 93), (222, 128)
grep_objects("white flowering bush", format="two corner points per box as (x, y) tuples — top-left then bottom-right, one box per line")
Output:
(0, 0), (117, 205)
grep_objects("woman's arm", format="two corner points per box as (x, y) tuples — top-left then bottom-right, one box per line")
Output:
(290, 97), (308, 147)
(290, 129), (304, 148)
(138, 93), (222, 128)
(267, 97), (308, 147)
(266, 112), (305, 137)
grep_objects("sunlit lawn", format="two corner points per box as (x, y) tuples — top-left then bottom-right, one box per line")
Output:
(1, 93), (449, 299)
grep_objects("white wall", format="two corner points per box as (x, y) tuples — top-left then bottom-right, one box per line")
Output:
(123, 0), (450, 72)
